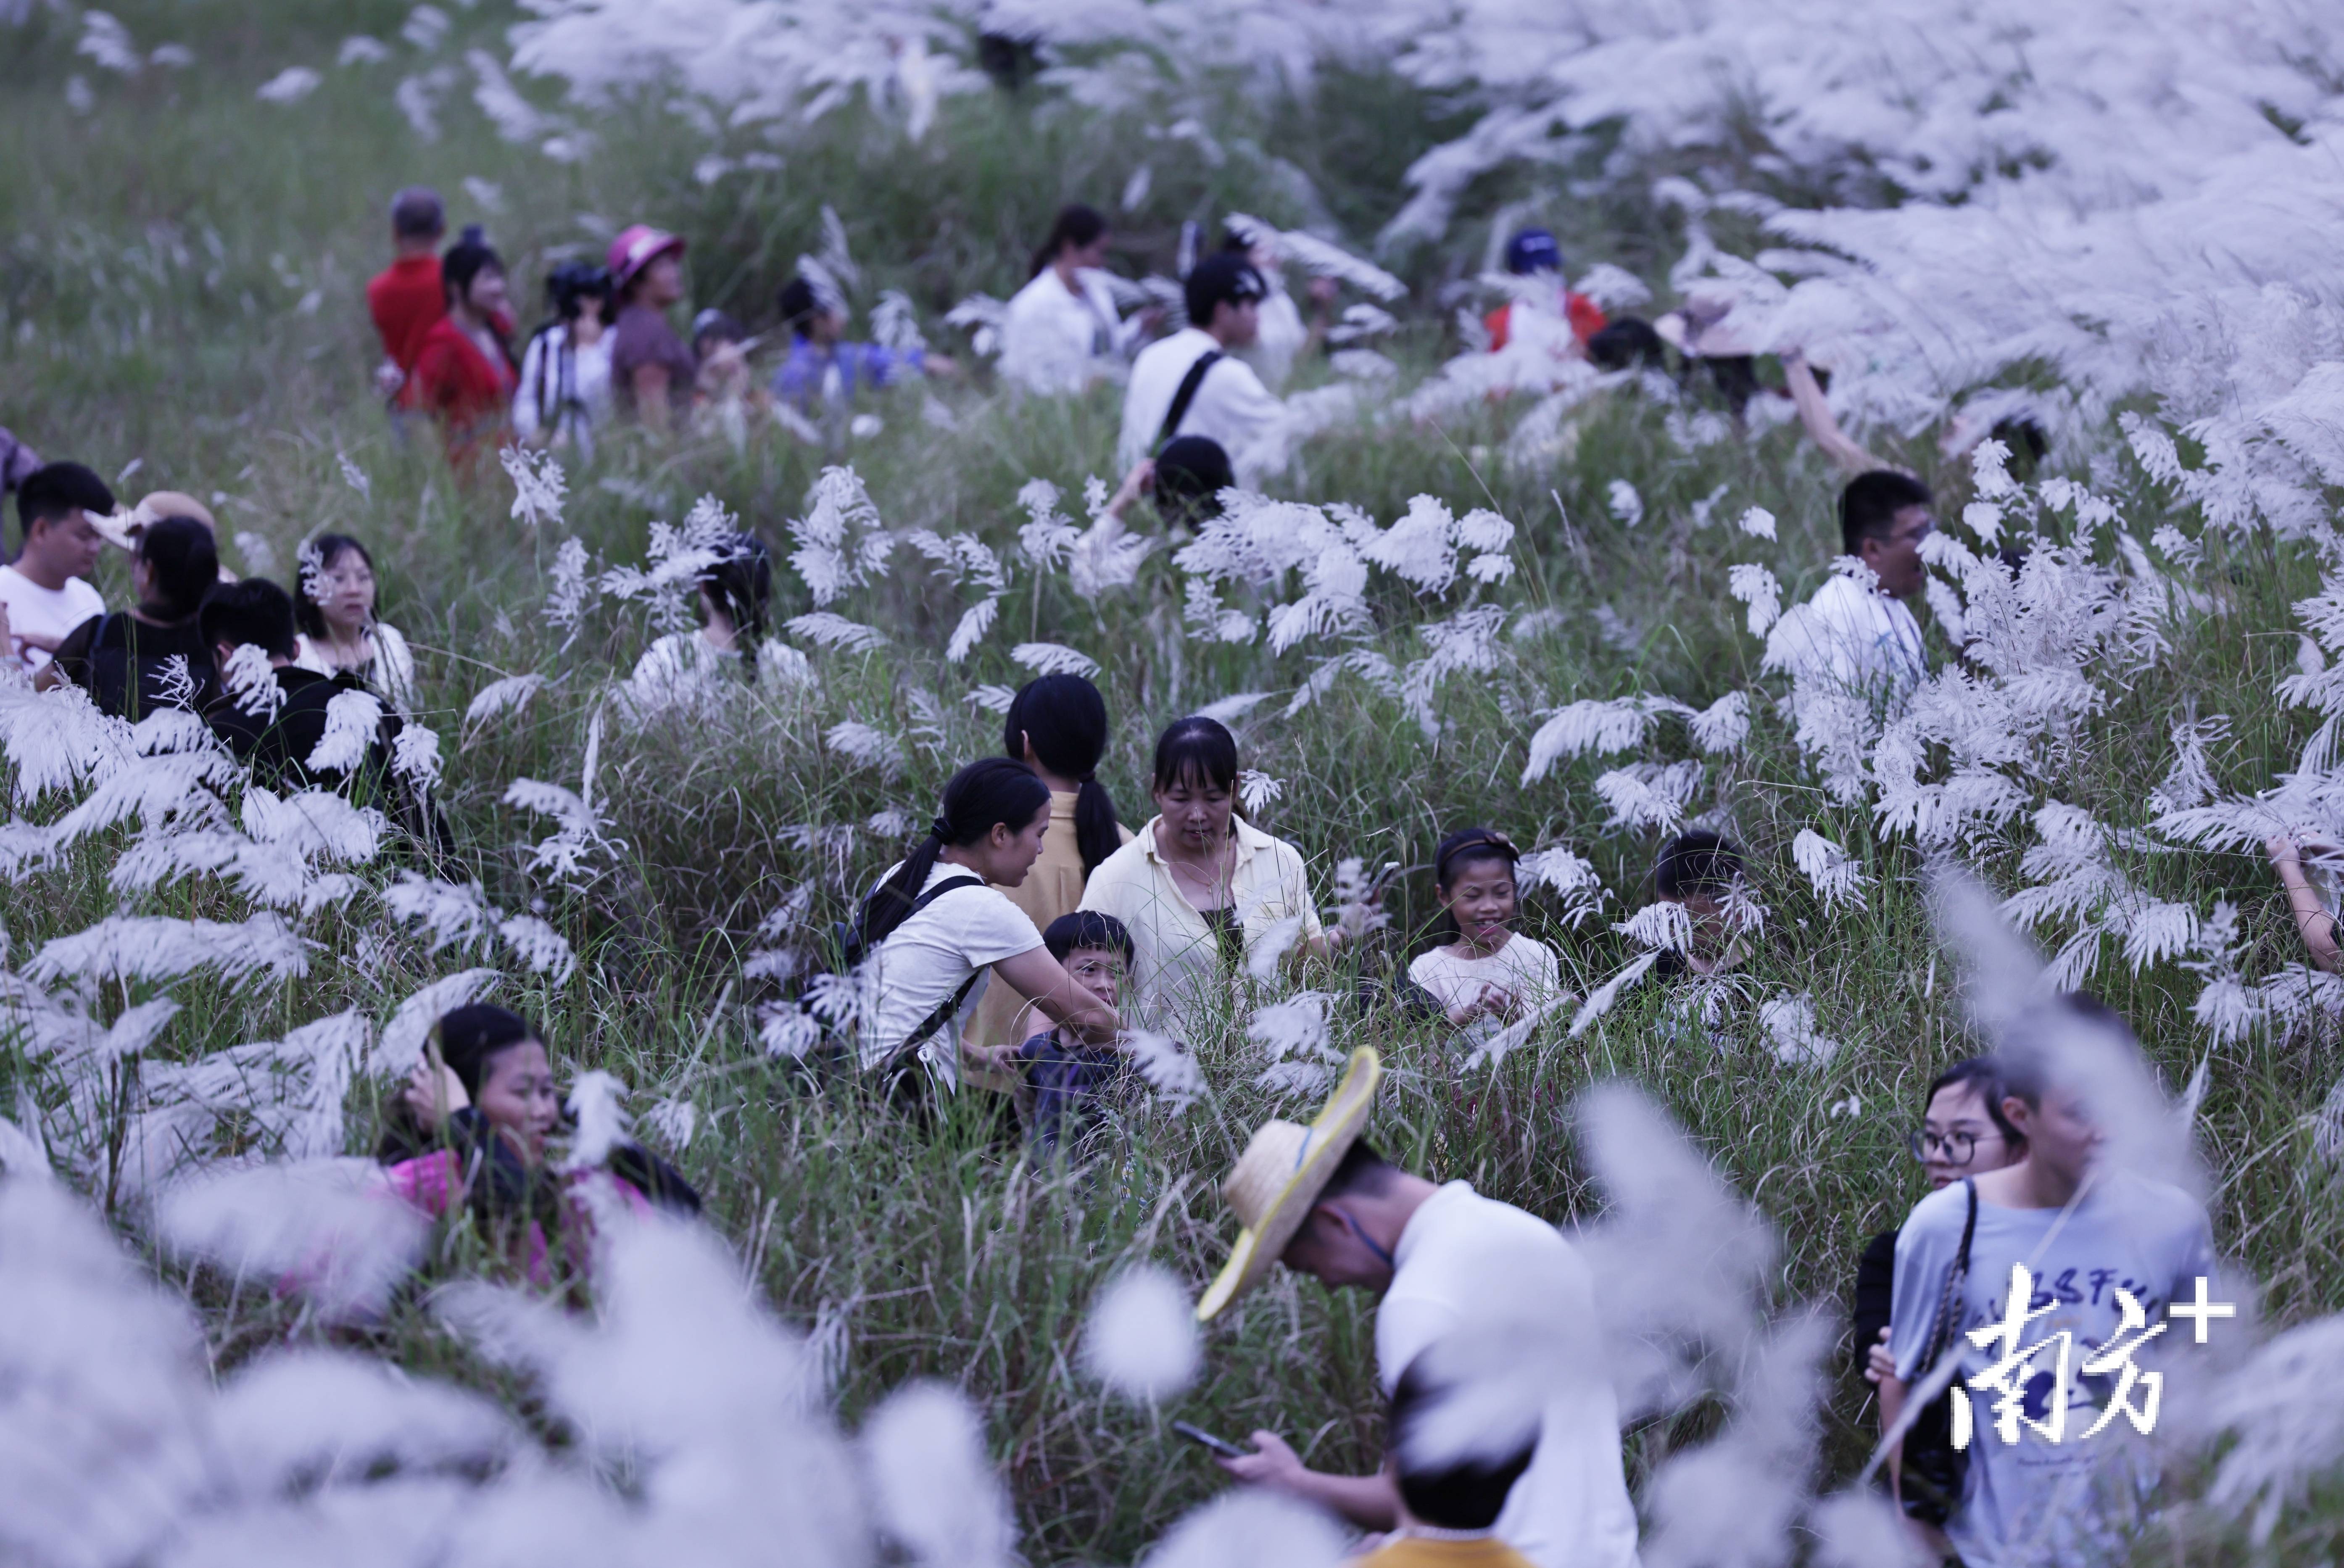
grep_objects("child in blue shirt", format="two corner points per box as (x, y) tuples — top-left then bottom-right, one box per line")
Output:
(1017, 911), (1133, 1154)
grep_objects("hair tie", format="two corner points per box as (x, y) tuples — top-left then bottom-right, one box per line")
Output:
(929, 817), (954, 841)
(1078, 772), (1098, 785)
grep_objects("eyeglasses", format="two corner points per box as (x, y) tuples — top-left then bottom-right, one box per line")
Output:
(1908, 1127), (2000, 1164)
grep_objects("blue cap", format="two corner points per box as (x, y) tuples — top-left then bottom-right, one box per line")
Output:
(1503, 227), (1564, 276)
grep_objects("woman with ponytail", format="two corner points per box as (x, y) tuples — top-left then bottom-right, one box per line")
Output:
(856, 756), (1122, 1092)
(619, 533), (812, 715)
(997, 202), (1155, 395)
(962, 675), (1134, 1087)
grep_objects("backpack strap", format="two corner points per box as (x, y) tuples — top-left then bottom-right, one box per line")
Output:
(1157, 350), (1223, 450)
(882, 873), (992, 1057)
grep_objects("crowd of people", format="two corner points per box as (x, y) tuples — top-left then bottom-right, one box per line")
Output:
(0, 183), (2287, 1568)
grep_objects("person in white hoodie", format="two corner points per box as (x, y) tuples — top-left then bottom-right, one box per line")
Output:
(998, 204), (1153, 395)
(1117, 254), (1286, 482)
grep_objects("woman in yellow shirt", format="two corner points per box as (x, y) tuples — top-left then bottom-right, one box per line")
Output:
(963, 675), (1133, 1089)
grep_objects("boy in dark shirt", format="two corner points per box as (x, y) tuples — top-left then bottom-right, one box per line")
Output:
(199, 578), (394, 795)
(1017, 912), (1134, 1155)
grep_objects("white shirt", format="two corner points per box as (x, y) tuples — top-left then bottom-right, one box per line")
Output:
(294, 622), (417, 715)
(1768, 570), (1926, 706)
(0, 566), (103, 670)
(998, 267), (1142, 395)
(861, 860), (1046, 1086)
(1118, 326), (1288, 479)
(513, 323), (614, 452)
(1408, 936), (1563, 1044)
(1380, 1183), (1642, 1568)
(1888, 1173), (2215, 1568)
(1077, 814), (1324, 1031)
(619, 632), (815, 719)
(1242, 283), (1309, 391)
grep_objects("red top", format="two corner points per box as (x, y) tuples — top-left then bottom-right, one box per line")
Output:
(381, 1148), (654, 1288)
(367, 255), (446, 407)
(1485, 293), (1608, 352)
(409, 314), (518, 468)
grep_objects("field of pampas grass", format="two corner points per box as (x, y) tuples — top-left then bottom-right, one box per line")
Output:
(5, 0), (2344, 1564)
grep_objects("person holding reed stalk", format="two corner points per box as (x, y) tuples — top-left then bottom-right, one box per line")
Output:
(1198, 1049), (1639, 1568)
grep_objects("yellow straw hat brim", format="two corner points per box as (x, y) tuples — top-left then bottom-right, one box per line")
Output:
(1195, 1046), (1382, 1322)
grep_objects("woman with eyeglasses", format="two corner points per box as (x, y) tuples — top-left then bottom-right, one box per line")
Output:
(1853, 1059), (2027, 1490)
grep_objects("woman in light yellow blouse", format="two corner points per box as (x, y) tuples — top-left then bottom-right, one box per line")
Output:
(1079, 714), (1348, 1032)
(963, 675), (1132, 1087)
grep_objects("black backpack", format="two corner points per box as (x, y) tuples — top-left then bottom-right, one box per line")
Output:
(1898, 1178), (1978, 1526)
(786, 874), (988, 1065)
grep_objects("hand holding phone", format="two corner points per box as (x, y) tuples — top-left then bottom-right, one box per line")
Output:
(1171, 1420), (1253, 1460)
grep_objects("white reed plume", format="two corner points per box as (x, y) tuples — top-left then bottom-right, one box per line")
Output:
(1081, 1263), (1200, 1401)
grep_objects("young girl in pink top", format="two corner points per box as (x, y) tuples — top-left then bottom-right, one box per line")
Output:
(377, 1003), (694, 1288)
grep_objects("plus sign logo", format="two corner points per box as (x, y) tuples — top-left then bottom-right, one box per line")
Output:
(2167, 1275), (2236, 1344)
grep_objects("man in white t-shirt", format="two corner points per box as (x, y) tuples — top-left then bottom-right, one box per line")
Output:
(0, 462), (113, 672)
(1884, 995), (2218, 1568)
(1767, 470), (1933, 708)
(1201, 1065), (1640, 1568)
(1117, 253), (1287, 482)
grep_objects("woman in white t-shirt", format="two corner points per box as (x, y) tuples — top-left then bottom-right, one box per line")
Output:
(855, 758), (1122, 1092)
(514, 263), (615, 457)
(997, 204), (1154, 395)
(1407, 827), (1569, 1039)
(293, 534), (417, 715)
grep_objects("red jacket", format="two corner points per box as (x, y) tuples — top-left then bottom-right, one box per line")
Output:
(1485, 293), (1608, 352)
(409, 315), (518, 469)
(367, 256), (446, 408)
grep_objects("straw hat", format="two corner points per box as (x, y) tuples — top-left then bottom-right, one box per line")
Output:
(1195, 1046), (1383, 1322)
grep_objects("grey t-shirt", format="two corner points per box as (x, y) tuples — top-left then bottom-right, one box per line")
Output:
(1888, 1173), (2216, 1568)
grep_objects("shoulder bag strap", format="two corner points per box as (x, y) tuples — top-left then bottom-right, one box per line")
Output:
(1157, 350), (1223, 449)
(1919, 1178), (1979, 1371)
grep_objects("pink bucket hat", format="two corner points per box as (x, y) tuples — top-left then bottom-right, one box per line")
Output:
(607, 224), (686, 289)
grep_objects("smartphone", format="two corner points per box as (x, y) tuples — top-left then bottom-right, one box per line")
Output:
(1171, 1420), (1252, 1460)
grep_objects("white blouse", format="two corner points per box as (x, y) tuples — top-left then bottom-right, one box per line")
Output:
(294, 622), (416, 715)
(998, 267), (1144, 395)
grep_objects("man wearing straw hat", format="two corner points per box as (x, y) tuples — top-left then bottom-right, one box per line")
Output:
(1198, 1048), (1639, 1568)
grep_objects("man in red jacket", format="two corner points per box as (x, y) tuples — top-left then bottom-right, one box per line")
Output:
(367, 187), (447, 411)
(1483, 228), (1606, 353)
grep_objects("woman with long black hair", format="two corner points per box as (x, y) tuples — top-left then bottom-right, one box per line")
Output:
(854, 757), (1121, 1093)
(514, 261), (614, 456)
(997, 202), (1153, 394)
(42, 514), (221, 717)
(962, 675), (1134, 1085)
(618, 532), (807, 715)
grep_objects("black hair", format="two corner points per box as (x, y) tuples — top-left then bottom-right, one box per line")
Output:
(544, 261), (612, 326)
(1991, 417), (2049, 480)
(1923, 1056), (2026, 1152)
(1587, 318), (1667, 372)
(855, 758), (1052, 949)
(1031, 203), (1108, 278)
(693, 309), (746, 358)
(1839, 470), (1933, 559)
(136, 516), (220, 622)
(1435, 827), (1519, 889)
(1004, 674), (1122, 877)
(433, 1003), (539, 1098)
(701, 533), (773, 676)
(198, 577), (300, 662)
(1654, 830), (1743, 901)
(1996, 992), (2135, 1109)
(1389, 1352), (1540, 1532)
(391, 186), (446, 241)
(778, 276), (822, 338)
(1044, 910), (1134, 965)
(1183, 253), (1266, 331)
(1153, 436), (1233, 525)
(1318, 1138), (1398, 1201)
(442, 230), (506, 311)
(1150, 714), (1240, 801)
(16, 461), (116, 547)
(293, 533), (374, 641)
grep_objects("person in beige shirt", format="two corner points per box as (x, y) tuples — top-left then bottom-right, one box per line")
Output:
(963, 675), (1133, 1092)
(1078, 714), (1354, 1033)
